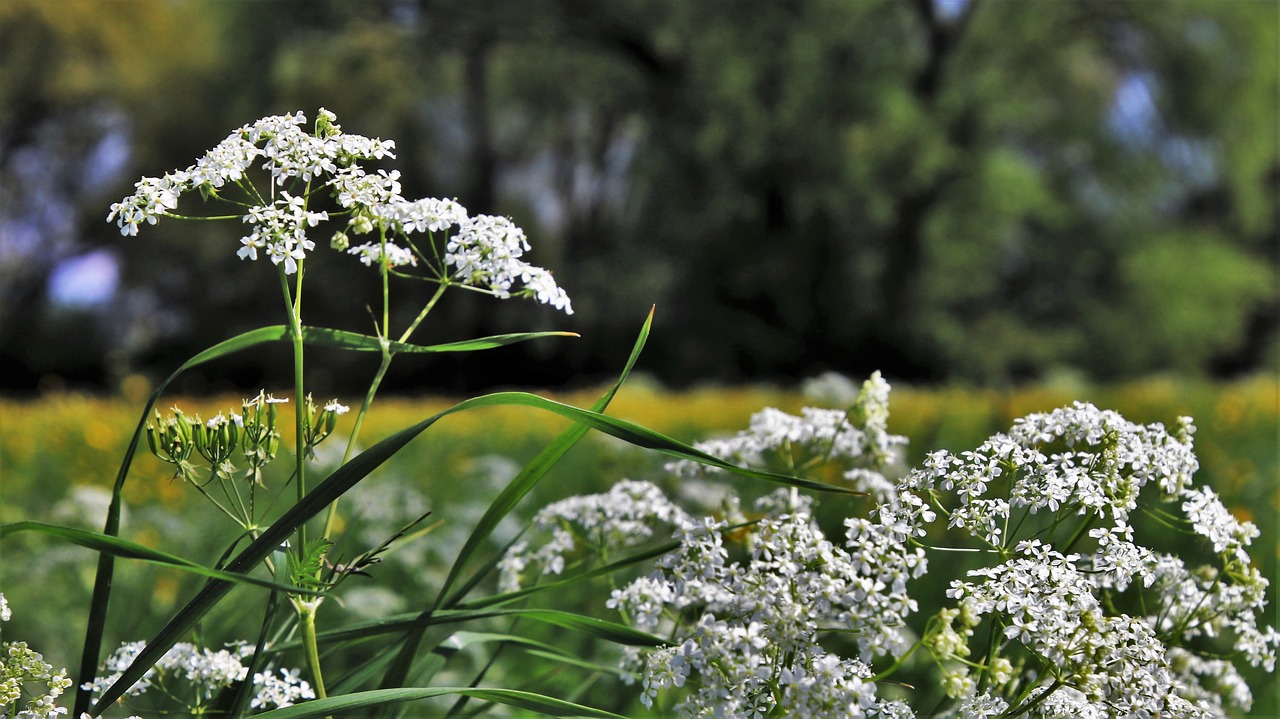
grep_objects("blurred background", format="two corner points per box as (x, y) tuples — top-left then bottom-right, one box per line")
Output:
(1, 0), (1276, 395)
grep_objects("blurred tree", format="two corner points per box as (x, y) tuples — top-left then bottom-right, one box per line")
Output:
(0, 0), (1274, 392)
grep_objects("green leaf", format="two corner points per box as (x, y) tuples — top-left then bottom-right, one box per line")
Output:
(518, 649), (629, 678)
(250, 687), (626, 719)
(302, 608), (666, 649)
(0, 522), (321, 596)
(376, 308), (655, 701)
(300, 326), (578, 354)
(437, 630), (562, 654)
(287, 537), (334, 592)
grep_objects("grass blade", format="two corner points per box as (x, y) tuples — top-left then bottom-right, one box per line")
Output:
(376, 308), (656, 700)
(0, 522), (320, 595)
(297, 607), (667, 650)
(251, 687), (626, 719)
(300, 327), (578, 354)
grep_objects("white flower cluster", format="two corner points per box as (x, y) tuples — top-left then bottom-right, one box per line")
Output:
(249, 668), (316, 709)
(82, 639), (312, 711)
(108, 109), (573, 312)
(887, 402), (1276, 716)
(108, 110), (392, 272)
(611, 491), (924, 718)
(612, 390), (1275, 717)
(666, 372), (905, 499)
(498, 479), (692, 593)
(1, 596), (74, 719)
(237, 191), (327, 274)
(446, 214), (573, 313)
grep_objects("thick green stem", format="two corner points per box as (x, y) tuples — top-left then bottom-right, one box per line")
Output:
(280, 269), (307, 563)
(297, 601), (328, 700)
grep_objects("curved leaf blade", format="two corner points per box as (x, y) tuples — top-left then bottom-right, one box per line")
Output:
(1, 522), (320, 595)
(300, 327), (578, 354)
(251, 687), (626, 719)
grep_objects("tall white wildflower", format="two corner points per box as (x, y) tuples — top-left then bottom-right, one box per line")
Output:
(108, 109), (572, 310)
(614, 490), (924, 718)
(900, 402), (1276, 716)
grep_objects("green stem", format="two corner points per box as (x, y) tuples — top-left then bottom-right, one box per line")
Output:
(320, 283), (448, 539)
(870, 640), (921, 682)
(321, 348), (390, 540)
(1002, 679), (1064, 718)
(399, 283), (449, 344)
(297, 601), (329, 701)
(280, 268), (307, 563)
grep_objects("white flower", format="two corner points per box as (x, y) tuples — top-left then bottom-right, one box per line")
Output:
(1, 626), (73, 719)
(107, 171), (189, 235)
(614, 487), (920, 717)
(238, 192), (327, 274)
(500, 480), (691, 592)
(251, 667), (315, 709)
(446, 214), (573, 314)
(82, 639), (311, 712)
(347, 241), (418, 268)
(1181, 485), (1259, 562)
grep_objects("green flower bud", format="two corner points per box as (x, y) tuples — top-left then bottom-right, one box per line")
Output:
(350, 215), (374, 235)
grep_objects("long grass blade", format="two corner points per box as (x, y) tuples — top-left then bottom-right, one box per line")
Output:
(250, 687), (627, 719)
(295, 607), (667, 650)
(300, 327), (578, 354)
(0, 522), (320, 595)
(376, 308), (656, 701)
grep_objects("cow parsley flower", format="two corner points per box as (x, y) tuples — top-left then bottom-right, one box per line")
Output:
(1, 633), (73, 719)
(83, 639), (310, 713)
(666, 372), (906, 499)
(346, 241), (418, 268)
(899, 402), (1276, 716)
(499, 480), (691, 593)
(110, 109), (572, 309)
(238, 192), (327, 274)
(446, 214), (573, 314)
(107, 172), (188, 236)
(250, 668), (315, 709)
(614, 489), (923, 717)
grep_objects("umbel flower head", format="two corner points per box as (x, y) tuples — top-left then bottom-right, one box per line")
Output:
(108, 109), (571, 313)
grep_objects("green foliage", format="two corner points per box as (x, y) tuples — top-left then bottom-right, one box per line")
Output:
(1115, 230), (1274, 373)
(2, 0), (1277, 390)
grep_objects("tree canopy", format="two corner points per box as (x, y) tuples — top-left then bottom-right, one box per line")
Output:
(1, 0), (1275, 393)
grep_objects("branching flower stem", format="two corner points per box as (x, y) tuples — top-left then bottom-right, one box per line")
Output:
(321, 256), (448, 540)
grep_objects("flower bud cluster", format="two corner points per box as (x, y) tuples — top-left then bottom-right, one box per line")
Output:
(301, 394), (349, 457)
(146, 391), (288, 486)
